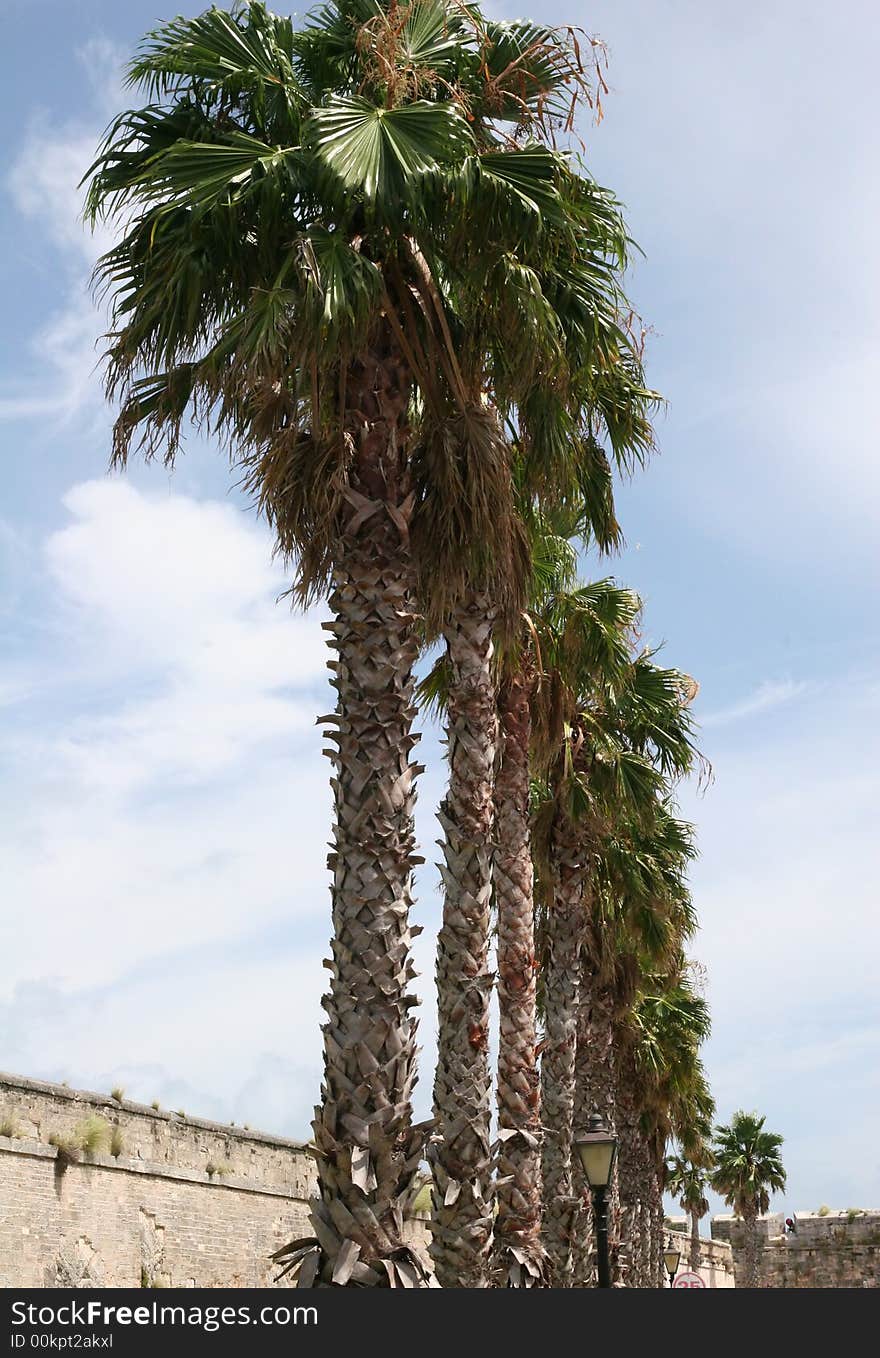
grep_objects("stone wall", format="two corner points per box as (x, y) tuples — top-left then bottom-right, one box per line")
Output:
(663, 1221), (735, 1287)
(711, 1210), (880, 1288)
(0, 1071), (314, 1288)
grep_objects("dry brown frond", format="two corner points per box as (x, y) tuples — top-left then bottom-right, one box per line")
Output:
(356, 5), (444, 107)
(240, 427), (352, 606)
(411, 403), (530, 638)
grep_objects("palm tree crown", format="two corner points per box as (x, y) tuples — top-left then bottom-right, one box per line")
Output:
(711, 1110), (786, 1218)
(84, 0), (656, 625)
(667, 1153), (711, 1219)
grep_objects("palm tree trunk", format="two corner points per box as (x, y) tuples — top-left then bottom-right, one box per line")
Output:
(743, 1206), (760, 1287)
(572, 963), (621, 1286)
(539, 821), (584, 1287)
(570, 1186), (596, 1287)
(615, 1046), (642, 1286)
(638, 1178), (653, 1286)
(571, 978), (592, 1287)
(689, 1209), (701, 1273)
(429, 593), (497, 1288)
(649, 1172), (664, 1287)
(282, 335), (435, 1288)
(491, 672), (548, 1287)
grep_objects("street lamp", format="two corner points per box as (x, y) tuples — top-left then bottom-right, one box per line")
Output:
(573, 1112), (618, 1288)
(663, 1242), (681, 1288)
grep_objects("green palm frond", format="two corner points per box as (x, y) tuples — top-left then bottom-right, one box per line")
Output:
(666, 1153), (712, 1218)
(133, 134), (309, 211)
(398, 0), (477, 72)
(128, 3), (299, 104)
(711, 1112), (786, 1217)
(469, 148), (571, 223)
(307, 95), (474, 200)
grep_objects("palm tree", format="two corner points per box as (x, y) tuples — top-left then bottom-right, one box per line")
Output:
(569, 660), (700, 1287)
(666, 1153), (712, 1273)
(484, 523), (580, 1288)
(574, 807), (698, 1286)
(417, 73), (658, 1296)
(84, 0), (632, 1287)
(711, 1111), (786, 1288)
(533, 640), (700, 1288)
(489, 534), (638, 1286)
(530, 581), (651, 1285)
(628, 970), (712, 1285)
(491, 664), (547, 1286)
(85, 0), (435, 1286)
(419, 543), (638, 1287)
(85, 0), (656, 1288)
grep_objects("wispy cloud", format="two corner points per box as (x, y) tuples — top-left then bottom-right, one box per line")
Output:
(0, 954), (327, 1140)
(75, 37), (128, 121)
(0, 280), (104, 424)
(0, 41), (125, 424)
(700, 678), (811, 728)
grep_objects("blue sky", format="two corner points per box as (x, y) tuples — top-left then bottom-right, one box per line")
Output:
(1, 0), (878, 1219)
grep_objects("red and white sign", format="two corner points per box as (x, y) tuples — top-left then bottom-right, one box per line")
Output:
(672, 1271), (706, 1288)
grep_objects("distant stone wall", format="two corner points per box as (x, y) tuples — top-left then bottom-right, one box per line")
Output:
(0, 1071), (313, 1288)
(663, 1221), (735, 1287)
(711, 1210), (880, 1288)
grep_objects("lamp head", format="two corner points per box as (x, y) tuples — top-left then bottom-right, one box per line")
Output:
(573, 1112), (618, 1189)
(663, 1243), (681, 1282)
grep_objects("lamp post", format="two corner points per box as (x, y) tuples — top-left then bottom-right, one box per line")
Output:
(663, 1242), (681, 1288)
(573, 1112), (618, 1288)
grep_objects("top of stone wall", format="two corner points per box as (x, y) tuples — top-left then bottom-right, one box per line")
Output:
(0, 1070), (312, 1196)
(712, 1209), (880, 1248)
(0, 1070), (305, 1150)
(665, 1227), (733, 1264)
(711, 1213), (784, 1243)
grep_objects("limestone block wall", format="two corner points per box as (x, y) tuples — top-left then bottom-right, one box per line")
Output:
(711, 1210), (880, 1288)
(0, 1072), (314, 1288)
(663, 1222), (735, 1287)
(711, 1213), (785, 1246)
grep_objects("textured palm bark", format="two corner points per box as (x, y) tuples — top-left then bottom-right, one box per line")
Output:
(429, 593), (497, 1289)
(689, 1209), (702, 1273)
(570, 1187), (596, 1288)
(276, 335), (435, 1288)
(742, 1206), (760, 1287)
(539, 823), (584, 1287)
(637, 1171), (653, 1286)
(491, 672), (548, 1287)
(572, 968), (622, 1286)
(570, 970), (592, 1286)
(648, 1173), (664, 1287)
(615, 1047), (643, 1286)
(633, 1149), (663, 1287)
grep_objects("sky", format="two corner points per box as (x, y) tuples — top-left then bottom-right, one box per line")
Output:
(1, 0), (878, 1221)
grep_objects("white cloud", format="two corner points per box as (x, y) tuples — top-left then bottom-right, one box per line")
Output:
(688, 708), (879, 1012)
(0, 481), (330, 995)
(45, 479), (320, 687)
(700, 678), (812, 728)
